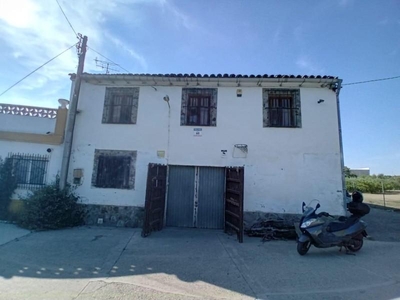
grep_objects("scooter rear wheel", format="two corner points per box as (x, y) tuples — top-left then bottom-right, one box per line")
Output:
(297, 241), (311, 255)
(347, 237), (363, 252)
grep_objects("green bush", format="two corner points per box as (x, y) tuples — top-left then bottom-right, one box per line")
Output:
(346, 176), (400, 194)
(18, 179), (85, 230)
(0, 157), (18, 220)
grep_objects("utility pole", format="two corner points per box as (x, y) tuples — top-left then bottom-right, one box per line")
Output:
(59, 34), (88, 190)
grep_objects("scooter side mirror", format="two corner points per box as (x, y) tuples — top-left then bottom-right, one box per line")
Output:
(302, 202), (306, 212)
(316, 203), (321, 210)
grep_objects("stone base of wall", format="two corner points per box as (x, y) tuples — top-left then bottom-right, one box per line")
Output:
(82, 205), (301, 230)
(243, 211), (302, 231)
(83, 204), (144, 228)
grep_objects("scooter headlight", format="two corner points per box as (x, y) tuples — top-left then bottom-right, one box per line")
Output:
(301, 218), (317, 229)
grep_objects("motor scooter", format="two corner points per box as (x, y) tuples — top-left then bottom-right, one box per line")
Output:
(297, 192), (370, 255)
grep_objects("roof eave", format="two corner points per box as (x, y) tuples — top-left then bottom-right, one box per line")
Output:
(76, 73), (341, 88)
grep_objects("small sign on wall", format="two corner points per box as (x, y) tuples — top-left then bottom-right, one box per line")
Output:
(193, 128), (202, 137)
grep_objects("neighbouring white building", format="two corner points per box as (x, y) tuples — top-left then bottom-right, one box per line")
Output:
(350, 168), (370, 177)
(0, 73), (346, 242)
(0, 103), (67, 214)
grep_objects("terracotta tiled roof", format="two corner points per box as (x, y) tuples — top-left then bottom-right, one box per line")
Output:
(81, 73), (338, 79)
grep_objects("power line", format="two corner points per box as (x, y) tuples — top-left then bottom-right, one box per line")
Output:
(87, 46), (132, 73)
(55, 0), (78, 38)
(53, 1), (131, 74)
(0, 43), (78, 98)
(343, 75), (400, 86)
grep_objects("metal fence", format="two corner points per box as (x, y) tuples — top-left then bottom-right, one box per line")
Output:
(363, 189), (400, 209)
(346, 177), (400, 209)
(8, 153), (49, 190)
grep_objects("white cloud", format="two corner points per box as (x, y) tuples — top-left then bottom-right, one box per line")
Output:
(0, 0), (155, 107)
(273, 27), (282, 45)
(102, 32), (147, 71)
(0, 0), (40, 28)
(296, 56), (325, 75)
(159, 0), (197, 31)
(338, 0), (354, 7)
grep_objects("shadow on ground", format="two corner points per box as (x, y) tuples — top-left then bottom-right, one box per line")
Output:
(1, 207), (400, 299)
(0, 226), (255, 298)
(363, 207), (400, 242)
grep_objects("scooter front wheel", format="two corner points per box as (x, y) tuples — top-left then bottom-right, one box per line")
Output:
(297, 240), (311, 255)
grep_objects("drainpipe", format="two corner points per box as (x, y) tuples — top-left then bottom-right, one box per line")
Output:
(335, 79), (346, 212)
(59, 35), (88, 190)
(163, 96), (171, 227)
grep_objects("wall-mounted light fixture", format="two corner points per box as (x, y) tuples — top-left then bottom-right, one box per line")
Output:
(317, 99), (325, 104)
(163, 95), (170, 108)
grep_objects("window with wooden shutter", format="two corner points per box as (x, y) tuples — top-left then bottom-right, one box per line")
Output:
(263, 89), (301, 128)
(181, 88), (217, 126)
(102, 88), (139, 124)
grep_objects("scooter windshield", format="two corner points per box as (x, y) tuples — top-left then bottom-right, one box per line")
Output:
(302, 200), (320, 218)
(302, 206), (315, 218)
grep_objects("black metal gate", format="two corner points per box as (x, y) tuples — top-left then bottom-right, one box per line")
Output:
(142, 163), (167, 237)
(224, 167), (244, 243)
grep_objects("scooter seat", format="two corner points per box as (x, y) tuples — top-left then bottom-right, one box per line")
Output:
(326, 216), (358, 232)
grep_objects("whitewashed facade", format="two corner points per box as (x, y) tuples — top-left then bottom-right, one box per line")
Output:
(68, 73), (346, 224)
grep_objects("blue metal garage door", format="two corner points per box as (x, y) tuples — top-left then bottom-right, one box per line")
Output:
(166, 166), (195, 227)
(197, 166), (225, 229)
(166, 166), (225, 229)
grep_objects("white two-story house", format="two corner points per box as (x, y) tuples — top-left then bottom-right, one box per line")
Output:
(65, 73), (345, 240)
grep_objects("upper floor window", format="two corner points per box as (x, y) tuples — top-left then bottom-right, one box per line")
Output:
(263, 89), (301, 128)
(9, 153), (49, 190)
(181, 88), (217, 126)
(102, 87), (139, 124)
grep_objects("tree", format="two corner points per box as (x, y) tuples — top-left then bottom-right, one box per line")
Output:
(0, 157), (18, 220)
(344, 166), (357, 178)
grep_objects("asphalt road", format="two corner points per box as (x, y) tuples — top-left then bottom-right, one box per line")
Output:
(363, 206), (400, 242)
(0, 207), (399, 300)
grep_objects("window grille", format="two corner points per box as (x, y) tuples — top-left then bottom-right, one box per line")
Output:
(187, 95), (211, 126)
(9, 153), (49, 190)
(263, 89), (301, 128)
(96, 156), (131, 189)
(181, 88), (217, 126)
(102, 88), (139, 124)
(91, 150), (137, 190)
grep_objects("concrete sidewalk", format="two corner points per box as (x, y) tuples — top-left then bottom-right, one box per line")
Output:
(0, 209), (400, 300)
(0, 223), (30, 246)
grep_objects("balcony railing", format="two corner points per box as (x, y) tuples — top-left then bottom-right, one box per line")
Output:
(0, 103), (57, 119)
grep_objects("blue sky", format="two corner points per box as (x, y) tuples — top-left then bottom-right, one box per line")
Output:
(0, 0), (399, 174)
